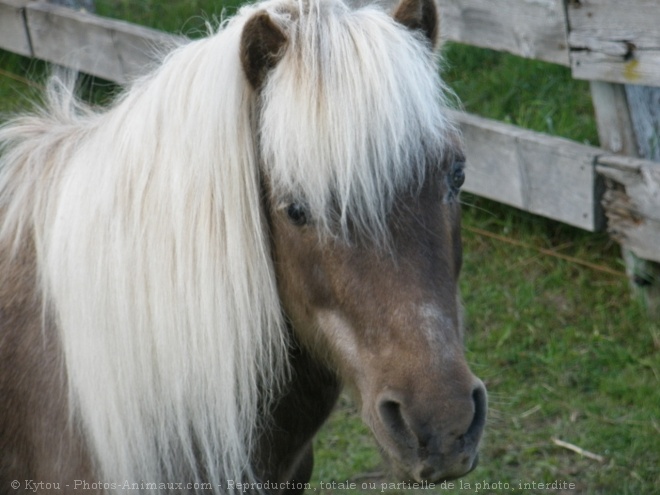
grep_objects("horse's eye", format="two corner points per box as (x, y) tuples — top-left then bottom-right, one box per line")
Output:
(286, 203), (308, 226)
(450, 161), (465, 191)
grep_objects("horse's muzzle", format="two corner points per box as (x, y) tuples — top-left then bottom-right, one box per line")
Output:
(375, 378), (488, 482)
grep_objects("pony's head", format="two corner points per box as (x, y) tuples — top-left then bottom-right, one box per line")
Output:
(0, 0), (485, 488)
(242, 0), (486, 482)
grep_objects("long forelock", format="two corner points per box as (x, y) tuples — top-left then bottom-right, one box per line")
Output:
(259, 0), (455, 241)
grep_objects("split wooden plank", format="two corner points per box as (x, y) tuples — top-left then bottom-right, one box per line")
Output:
(597, 155), (660, 265)
(571, 49), (660, 88)
(590, 78), (660, 311)
(437, 0), (569, 66)
(0, 0), (32, 57)
(625, 85), (660, 161)
(568, 0), (660, 87)
(24, 1), (180, 83)
(450, 110), (604, 231)
(590, 81), (638, 155)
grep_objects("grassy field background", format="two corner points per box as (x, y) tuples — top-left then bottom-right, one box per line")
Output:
(0, 1), (658, 494)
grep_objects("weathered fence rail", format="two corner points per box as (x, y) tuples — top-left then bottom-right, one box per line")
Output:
(451, 111), (604, 231)
(439, 0), (660, 88)
(0, 0), (178, 82)
(1, 0), (659, 302)
(4, 0), (660, 86)
(437, 0), (570, 66)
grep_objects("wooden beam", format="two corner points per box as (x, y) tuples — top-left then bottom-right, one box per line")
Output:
(625, 85), (660, 161)
(450, 110), (604, 231)
(1, 0), (573, 79)
(24, 2), (179, 83)
(0, 0), (32, 57)
(590, 81), (638, 155)
(349, 0), (570, 65)
(590, 80), (660, 313)
(437, 0), (569, 66)
(568, 0), (660, 87)
(597, 155), (660, 265)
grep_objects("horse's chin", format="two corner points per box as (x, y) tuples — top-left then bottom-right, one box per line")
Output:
(380, 446), (480, 484)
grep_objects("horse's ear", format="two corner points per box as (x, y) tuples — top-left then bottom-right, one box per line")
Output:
(240, 11), (288, 89)
(392, 0), (440, 49)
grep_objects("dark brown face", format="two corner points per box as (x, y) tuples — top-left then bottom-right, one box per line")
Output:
(267, 152), (487, 482)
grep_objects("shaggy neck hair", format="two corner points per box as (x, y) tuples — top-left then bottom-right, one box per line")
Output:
(0, 12), (285, 489)
(0, 0), (454, 491)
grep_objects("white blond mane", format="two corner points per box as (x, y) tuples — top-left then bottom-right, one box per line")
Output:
(0, 0), (454, 492)
(1, 4), (285, 490)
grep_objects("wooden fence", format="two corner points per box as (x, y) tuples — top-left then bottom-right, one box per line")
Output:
(1, 0), (659, 303)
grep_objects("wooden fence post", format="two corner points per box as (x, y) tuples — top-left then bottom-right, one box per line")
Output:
(591, 81), (660, 314)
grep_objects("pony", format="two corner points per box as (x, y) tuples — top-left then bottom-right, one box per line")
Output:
(0, 0), (486, 493)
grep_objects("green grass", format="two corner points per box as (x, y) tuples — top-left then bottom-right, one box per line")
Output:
(442, 44), (599, 145)
(0, 52), (43, 115)
(0, 3), (658, 494)
(456, 198), (658, 493)
(93, 0), (244, 34)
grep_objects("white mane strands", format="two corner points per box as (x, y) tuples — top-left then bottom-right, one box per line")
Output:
(259, 0), (454, 240)
(1, 3), (287, 492)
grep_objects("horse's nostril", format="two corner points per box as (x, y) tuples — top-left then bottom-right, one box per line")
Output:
(378, 398), (411, 443)
(465, 382), (487, 442)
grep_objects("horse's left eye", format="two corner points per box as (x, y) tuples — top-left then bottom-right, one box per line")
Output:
(450, 161), (465, 191)
(286, 203), (308, 226)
